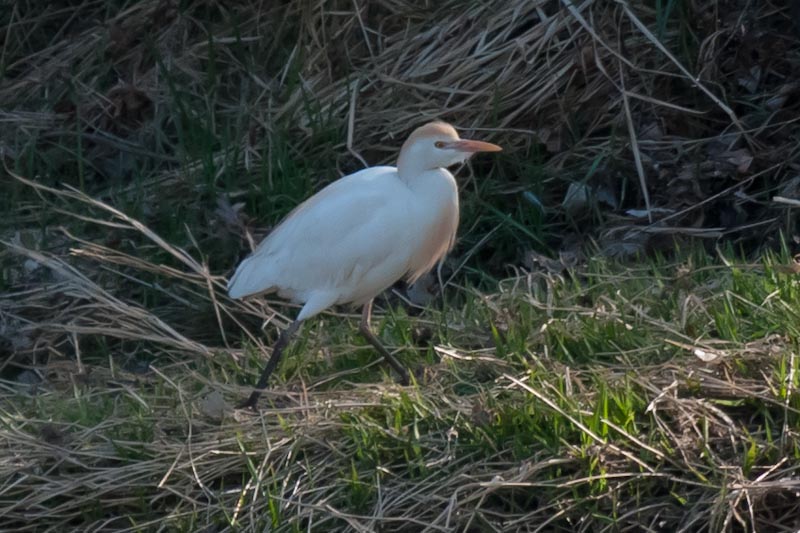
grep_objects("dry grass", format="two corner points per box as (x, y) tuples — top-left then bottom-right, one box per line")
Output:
(4, 188), (800, 530)
(3, 0), (799, 241)
(3, 0), (800, 531)
(4, 181), (800, 530)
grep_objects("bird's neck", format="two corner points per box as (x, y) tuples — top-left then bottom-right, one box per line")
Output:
(397, 156), (448, 190)
(397, 165), (457, 209)
(396, 151), (424, 184)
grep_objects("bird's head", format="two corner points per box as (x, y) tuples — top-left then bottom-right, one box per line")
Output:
(397, 121), (502, 178)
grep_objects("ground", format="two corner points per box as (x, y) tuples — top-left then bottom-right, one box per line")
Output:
(2, 1), (800, 531)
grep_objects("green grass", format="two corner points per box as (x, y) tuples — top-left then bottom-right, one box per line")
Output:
(3, 0), (800, 531)
(6, 217), (800, 529)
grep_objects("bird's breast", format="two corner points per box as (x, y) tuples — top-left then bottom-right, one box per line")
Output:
(405, 171), (460, 283)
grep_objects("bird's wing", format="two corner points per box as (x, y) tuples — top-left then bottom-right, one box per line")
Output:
(227, 167), (418, 301)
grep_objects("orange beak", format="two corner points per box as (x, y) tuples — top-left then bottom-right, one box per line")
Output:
(447, 139), (503, 153)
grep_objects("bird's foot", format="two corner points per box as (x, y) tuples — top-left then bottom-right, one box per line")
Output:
(392, 365), (425, 386)
(236, 390), (263, 411)
(397, 371), (411, 386)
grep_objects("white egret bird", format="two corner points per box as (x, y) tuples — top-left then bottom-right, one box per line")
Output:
(228, 121), (501, 408)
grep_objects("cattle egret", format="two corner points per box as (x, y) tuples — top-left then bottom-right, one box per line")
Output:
(229, 121), (501, 408)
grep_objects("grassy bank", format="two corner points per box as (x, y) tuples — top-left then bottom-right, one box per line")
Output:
(4, 228), (800, 530)
(2, 0), (800, 531)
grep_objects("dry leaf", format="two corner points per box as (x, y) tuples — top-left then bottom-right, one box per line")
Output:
(524, 250), (567, 274)
(724, 148), (754, 174)
(215, 195), (247, 229)
(407, 271), (436, 306)
(562, 182), (591, 214)
(773, 255), (800, 275)
(626, 207), (674, 219)
(694, 348), (720, 362)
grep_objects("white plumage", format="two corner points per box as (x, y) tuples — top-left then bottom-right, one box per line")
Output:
(229, 121), (501, 408)
(227, 164), (457, 318)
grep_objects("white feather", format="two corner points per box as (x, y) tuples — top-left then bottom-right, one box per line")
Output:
(227, 164), (459, 320)
(228, 121), (501, 325)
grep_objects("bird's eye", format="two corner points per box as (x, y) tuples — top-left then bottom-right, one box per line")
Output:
(434, 141), (446, 148)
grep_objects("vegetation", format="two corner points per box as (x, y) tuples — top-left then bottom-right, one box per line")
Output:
(2, 0), (800, 531)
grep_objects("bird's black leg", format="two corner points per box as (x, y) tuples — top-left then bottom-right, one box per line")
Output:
(359, 300), (410, 385)
(237, 319), (303, 410)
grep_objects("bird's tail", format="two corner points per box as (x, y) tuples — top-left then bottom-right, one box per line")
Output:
(227, 255), (274, 299)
